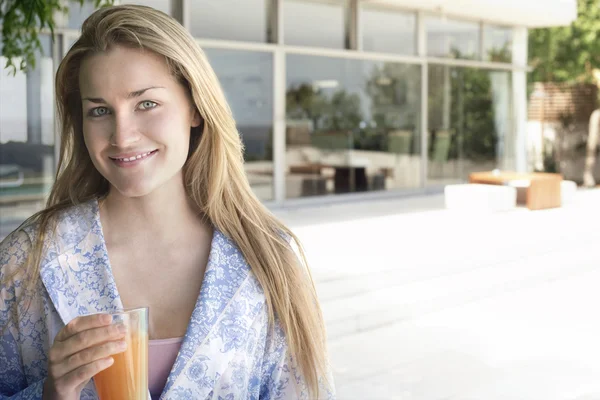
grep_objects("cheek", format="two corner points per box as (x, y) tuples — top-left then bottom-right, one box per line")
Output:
(82, 123), (108, 157)
(144, 111), (191, 150)
(82, 127), (95, 154)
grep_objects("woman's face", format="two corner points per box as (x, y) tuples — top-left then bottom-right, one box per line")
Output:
(79, 45), (201, 198)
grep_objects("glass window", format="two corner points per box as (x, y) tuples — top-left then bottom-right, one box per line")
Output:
(361, 5), (416, 55)
(484, 25), (513, 63)
(65, 35), (78, 54)
(286, 54), (421, 199)
(190, 0), (268, 42)
(0, 36), (56, 240)
(427, 65), (514, 185)
(284, 0), (347, 49)
(121, 0), (171, 15)
(204, 49), (274, 201)
(67, 0), (97, 29)
(65, 1), (172, 29)
(426, 16), (480, 60)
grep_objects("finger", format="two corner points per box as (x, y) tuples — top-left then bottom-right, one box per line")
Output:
(52, 339), (127, 378)
(50, 323), (126, 365)
(56, 314), (112, 342)
(60, 323), (127, 359)
(55, 357), (114, 393)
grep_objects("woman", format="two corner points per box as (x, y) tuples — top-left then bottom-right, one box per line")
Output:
(0, 4), (334, 400)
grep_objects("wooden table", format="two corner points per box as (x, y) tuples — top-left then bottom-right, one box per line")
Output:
(468, 171), (563, 210)
(289, 162), (369, 194)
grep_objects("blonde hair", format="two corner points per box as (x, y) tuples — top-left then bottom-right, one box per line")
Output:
(12, 4), (328, 397)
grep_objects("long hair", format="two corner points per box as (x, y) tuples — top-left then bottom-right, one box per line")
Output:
(11, 4), (329, 397)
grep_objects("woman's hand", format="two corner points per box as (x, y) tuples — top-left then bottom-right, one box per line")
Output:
(42, 313), (127, 400)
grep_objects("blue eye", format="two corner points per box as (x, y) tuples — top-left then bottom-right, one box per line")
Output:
(139, 101), (157, 110)
(90, 107), (110, 117)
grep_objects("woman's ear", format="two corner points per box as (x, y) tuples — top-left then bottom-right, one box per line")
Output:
(191, 108), (202, 128)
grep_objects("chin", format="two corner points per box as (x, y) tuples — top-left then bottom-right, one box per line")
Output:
(109, 179), (159, 198)
(104, 170), (181, 199)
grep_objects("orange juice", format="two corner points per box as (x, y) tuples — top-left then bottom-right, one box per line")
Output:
(94, 308), (148, 400)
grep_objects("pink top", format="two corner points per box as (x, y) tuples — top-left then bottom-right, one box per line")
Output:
(149, 337), (184, 400)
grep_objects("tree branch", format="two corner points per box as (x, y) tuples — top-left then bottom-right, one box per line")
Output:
(1, 0), (113, 75)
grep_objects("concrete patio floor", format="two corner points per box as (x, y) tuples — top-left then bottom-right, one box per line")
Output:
(273, 189), (600, 400)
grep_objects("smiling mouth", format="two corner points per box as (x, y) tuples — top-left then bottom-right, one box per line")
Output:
(109, 150), (158, 163)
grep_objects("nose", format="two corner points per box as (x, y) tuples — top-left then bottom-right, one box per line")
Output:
(110, 113), (141, 148)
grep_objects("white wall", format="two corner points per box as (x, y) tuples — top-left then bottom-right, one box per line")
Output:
(370, 0), (577, 28)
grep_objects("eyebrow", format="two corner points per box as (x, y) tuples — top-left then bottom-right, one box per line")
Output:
(82, 86), (165, 104)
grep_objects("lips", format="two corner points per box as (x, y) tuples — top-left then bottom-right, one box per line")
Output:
(109, 150), (158, 163)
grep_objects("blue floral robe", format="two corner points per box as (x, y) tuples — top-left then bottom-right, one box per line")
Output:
(0, 199), (335, 399)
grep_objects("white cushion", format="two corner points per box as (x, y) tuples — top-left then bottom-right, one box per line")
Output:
(561, 180), (577, 205)
(445, 184), (517, 212)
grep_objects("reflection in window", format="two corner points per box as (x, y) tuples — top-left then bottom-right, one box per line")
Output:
(484, 25), (512, 63)
(204, 49), (274, 201)
(427, 65), (513, 185)
(67, 0), (97, 29)
(190, 0), (268, 42)
(426, 17), (480, 60)
(66, 1), (172, 29)
(362, 5), (416, 55)
(286, 54), (421, 199)
(0, 36), (55, 240)
(284, 0), (347, 49)
(65, 36), (78, 54)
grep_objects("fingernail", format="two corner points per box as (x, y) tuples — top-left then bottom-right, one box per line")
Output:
(117, 324), (127, 334)
(117, 340), (127, 350)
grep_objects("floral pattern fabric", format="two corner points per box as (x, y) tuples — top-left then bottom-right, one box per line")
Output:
(0, 199), (335, 399)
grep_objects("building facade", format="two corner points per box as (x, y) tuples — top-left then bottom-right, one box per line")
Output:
(0, 0), (576, 237)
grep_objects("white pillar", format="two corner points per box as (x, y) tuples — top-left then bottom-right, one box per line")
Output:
(173, 0), (186, 27)
(273, 49), (286, 204)
(512, 26), (528, 173)
(417, 11), (428, 188)
(26, 66), (43, 145)
(348, 0), (362, 51)
(273, 0), (286, 204)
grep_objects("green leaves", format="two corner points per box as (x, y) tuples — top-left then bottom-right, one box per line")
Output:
(0, 0), (113, 75)
(529, 0), (600, 84)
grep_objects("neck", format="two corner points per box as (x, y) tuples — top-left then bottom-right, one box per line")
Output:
(100, 174), (209, 243)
